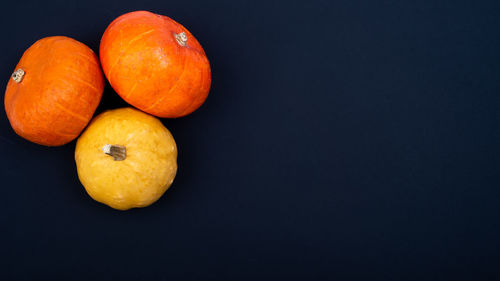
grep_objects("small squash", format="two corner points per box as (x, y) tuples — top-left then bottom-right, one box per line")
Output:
(75, 107), (178, 210)
(4, 36), (104, 146)
(100, 10), (211, 118)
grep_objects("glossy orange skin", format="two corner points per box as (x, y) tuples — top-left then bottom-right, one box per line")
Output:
(100, 11), (211, 118)
(4, 36), (104, 146)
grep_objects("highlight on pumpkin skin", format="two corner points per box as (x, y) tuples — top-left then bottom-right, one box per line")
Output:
(75, 107), (178, 210)
(100, 10), (211, 118)
(4, 36), (104, 146)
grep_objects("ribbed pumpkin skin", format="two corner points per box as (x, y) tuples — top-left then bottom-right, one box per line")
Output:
(4, 36), (104, 146)
(100, 11), (211, 118)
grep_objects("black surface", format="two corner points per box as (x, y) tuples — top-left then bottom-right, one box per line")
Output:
(1, 0), (500, 280)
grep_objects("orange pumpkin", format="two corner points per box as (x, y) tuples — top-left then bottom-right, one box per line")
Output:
(5, 36), (104, 146)
(100, 11), (211, 118)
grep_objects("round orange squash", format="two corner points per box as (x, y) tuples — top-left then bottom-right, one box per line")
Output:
(100, 10), (211, 118)
(5, 36), (104, 146)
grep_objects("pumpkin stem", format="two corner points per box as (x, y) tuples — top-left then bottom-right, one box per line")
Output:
(12, 69), (25, 83)
(103, 144), (126, 161)
(174, 32), (187, 46)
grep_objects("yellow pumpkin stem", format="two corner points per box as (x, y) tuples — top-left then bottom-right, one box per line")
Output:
(103, 144), (126, 161)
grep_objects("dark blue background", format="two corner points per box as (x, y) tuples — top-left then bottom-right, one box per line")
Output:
(1, 0), (499, 280)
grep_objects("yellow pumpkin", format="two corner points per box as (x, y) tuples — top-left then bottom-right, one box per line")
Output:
(75, 107), (177, 210)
